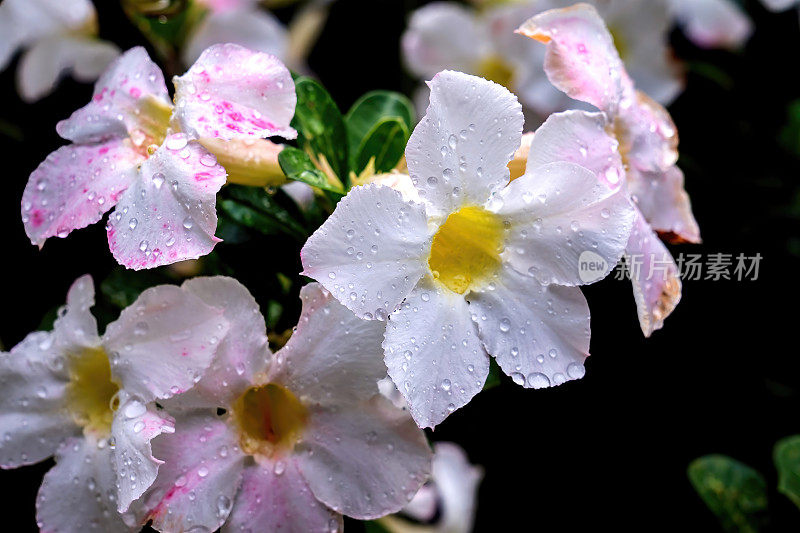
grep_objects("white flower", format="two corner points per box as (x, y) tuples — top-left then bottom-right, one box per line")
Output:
(0, 275), (229, 531)
(125, 278), (432, 532)
(301, 70), (635, 428)
(0, 0), (119, 102)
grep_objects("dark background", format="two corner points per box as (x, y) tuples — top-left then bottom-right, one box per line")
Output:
(2, 0), (800, 531)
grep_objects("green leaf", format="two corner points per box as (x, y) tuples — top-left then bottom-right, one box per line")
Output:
(291, 77), (349, 185)
(483, 358), (503, 390)
(355, 117), (410, 174)
(217, 185), (308, 241)
(101, 268), (172, 309)
(774, 435), (800, 509)
(687, 455), (768, 533)
(345, 90), (415, 158)
(278, 147), (344, 194)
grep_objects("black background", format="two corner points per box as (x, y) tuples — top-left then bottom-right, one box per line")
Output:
(2, 0), (800, 531)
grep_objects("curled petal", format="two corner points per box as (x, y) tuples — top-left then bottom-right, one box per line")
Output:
(406, 70), (523, 214)
(629, 166), (701, 244)
(22, 139), (142, 248)
(270, 283), (387, 405)
(383, 278), (489, 429)
(226, 458), (343, 533)
(616, 90), (679, 174)
(516, 3), (625, 113)
(36, 436), (131, 533)
(56, 47), (171, 144)
(469, 267), (591, 389)
(298, 395), (432, 519)
(173, 43), (296, 140)
(106, 137), (226, 270)
(102, 283), (229, 402)
(112, 396), (175, 512)
(626, 210), (682, 337)
(301, 184), (430, 320)
(494, 161), (634, 286)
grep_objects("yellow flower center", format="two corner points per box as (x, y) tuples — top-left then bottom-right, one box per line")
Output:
(608, 25), (629, 61)
(428, 206), (505, 294)
(65, 347), (120, 437)
(129, 95), (172, 152)
(232, 384), (307, 457)
(476, 55), (515, 90)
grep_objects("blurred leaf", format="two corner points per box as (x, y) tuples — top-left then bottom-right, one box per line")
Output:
(779, 100), (800, 155)
(218, 185), (307, 241)
(0, 118), (23, 141)
(101, 268), (172, 309)
(354, 117), (409, 174)
(121, 0), (200, 60)
(345, 90), (415, 157)
(292, 77), (349, 185)
(774, 435), (800, 509)
(278, 147), (345, 194)
(37, 306), (60, 332)
(483, 358), (503, 390)
(687, 455), (767, 533)
(688, 61), (734, 91)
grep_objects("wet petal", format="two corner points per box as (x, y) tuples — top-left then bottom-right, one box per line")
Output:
(112, 395), (175, 512)
(225, 457), (342, 533)
(670, 0), (752, 49)
(36, 436), (131, 533)
(626, 210), (682, 337)
(127, 411), (246, 532)
(516, 4), (625, 113)
(617, 90), (679, 174)
(383, 277), (489, 429)
(401, 2), (486, 79)
(17, 35), (120, 103)
(22, 139), (142, 248)
(0, 331), (76, 468)
(167, 276), (269, 409)
(301, 184), (430, 320)
(173, 43), (296, 140)
(469, 267), (591, 389)
(298, 395), (431, 519)
(102, 283), (229, 402)
(52, 274), (102, 354)
(629, 165), (701, 244)
(56, 46), (171, 144)
(406, 70), (523, 214)
(106, 137), (226, 270)
(494, 161), (634, 286)
(526, 110), (624, 190)
(270, 283), (387, 405)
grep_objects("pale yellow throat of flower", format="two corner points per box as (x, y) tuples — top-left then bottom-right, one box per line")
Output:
(65, 347), (121, 437)
(428, 205), (506, 295)
(232, 383), (308, 458)
(476, 55), (515, 91)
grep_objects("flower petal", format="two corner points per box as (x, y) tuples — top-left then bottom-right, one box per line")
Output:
(298, 395), (432, 519)
(182, 8), (288, 67)
(628, 165), (701, 244)
(164, 276), (270, 409)
(126, 411), (246, 532)
(760, 0), (798, 11)
(383, 277), (489, 428)
(401, 2), (486, 79)
(617, 90), (679, 174)
(270, 283), (387, 405)
(468, 267), (591, 389)
(52, 274), (102, 353)
(173, 43), (296, 141)
(112, 395), (176, 512)
(225, 457), (342, 533)
(36, 436), (131, 533)
(22, 139), (142, 248)
(102, 283), (229, 402)
(301, 184), (430, 320)
(17, 35), (119, 103)
(516, 4), (625, 113)
(626, 209), (682, 337)
(0, 331), (76, 468)
(670, 0), (752, 49)
(56, 46), (170, 144)
(406, 70), (523, 214)
(525, 110), (624, 190)
(106, 137), (226, 270)
(494, 161), (634, 286)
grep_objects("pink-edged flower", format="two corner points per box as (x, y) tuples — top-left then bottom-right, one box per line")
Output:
(402, 0), (690, 125)
(22, 43), (296, 270)
(125, 278), (431, 532)
(0, 275), (230, 531)
(301, 70), (634, 428)
(517, 3), (702, 336)
(0, 0), (120, 102)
